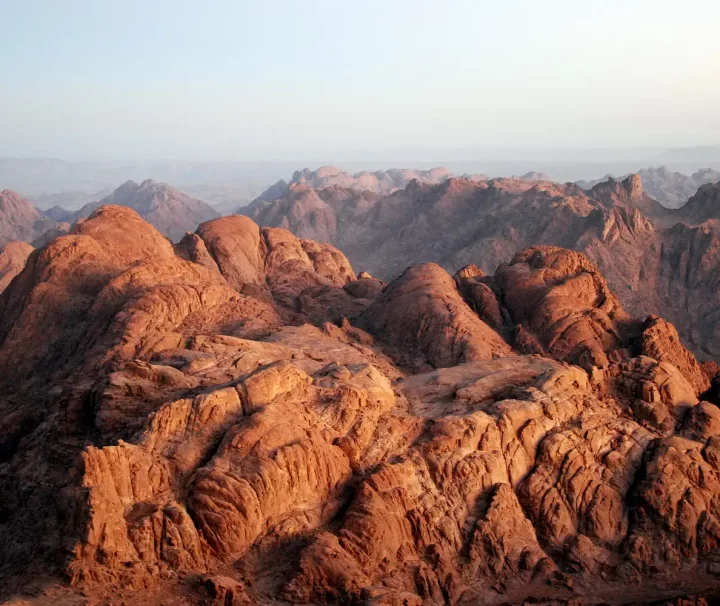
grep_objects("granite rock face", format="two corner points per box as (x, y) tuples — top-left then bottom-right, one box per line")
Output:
(1, 208), (720, 604)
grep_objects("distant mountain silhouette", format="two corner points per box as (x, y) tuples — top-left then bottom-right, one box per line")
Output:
(73, 179), (220, 241)
(577, 166), (720, 208)
(0, 189), (57, 247)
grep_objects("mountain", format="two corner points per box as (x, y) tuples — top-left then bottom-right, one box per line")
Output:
(245, 173), (720, 361)
(578, 166), (720, 208)
(0, 189), (57, 247)
(43, 204), (75, 222)
(670, 180), (720, 225)
(250, 178), (289, 204)
(73, 179), (220, 241)
(2, 205), (720, 604)
(515, 170), (552, 181)
(0, 241), (33, 292)
(245, 166), (486, 211)
(291, 165), (457, 193)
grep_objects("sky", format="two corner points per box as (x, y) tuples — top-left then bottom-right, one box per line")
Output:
(2, 0), (720, 161)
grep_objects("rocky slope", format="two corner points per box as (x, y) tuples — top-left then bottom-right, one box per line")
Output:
(578, 166), (720, 208)
(244, 174), (720, 362)
(74, 179), (220, 241)
(669, 181), (720, 226)
(0, 189), (57, 247)
(0, 241), (33, 292)
(2, 207), (720, 604)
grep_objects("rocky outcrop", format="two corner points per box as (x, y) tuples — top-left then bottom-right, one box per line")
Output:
(590, 174), (670, 222)
(2, 208), (720, 605)
(357, 263), (511, 369)
(494, 246), (632, 369)
(672, 181), (720, 226)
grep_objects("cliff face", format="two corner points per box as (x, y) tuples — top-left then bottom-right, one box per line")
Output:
(0, 241), (34, 293)
(245, 174), (720, 361)
(1, 207), (720, 604)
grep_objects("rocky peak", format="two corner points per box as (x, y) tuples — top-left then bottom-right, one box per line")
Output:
(675, 181), (720, 224)
(624, 173), (644, 198)
(0, 189), (57, 247)
(591, 174), (644, 205)
(73, 180), (220, 242)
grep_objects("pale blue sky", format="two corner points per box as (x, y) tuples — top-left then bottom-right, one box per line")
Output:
(2, 0), (719, 160)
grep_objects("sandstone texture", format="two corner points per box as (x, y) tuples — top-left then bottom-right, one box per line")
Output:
(2, 208), (720, 605)
(0, 240), (33, 293)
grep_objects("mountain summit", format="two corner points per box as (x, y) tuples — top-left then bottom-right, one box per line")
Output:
(74, 179), (219, 241)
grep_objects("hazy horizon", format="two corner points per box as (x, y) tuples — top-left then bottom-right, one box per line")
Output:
(3, 0), (720, 161)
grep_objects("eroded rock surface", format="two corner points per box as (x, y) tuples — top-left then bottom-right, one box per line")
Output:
(2, 209), (720, 605)
(0, 240), (33, 293)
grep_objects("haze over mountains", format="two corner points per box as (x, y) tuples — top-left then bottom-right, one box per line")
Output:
(4, 146), (720, 213)
(0, 189), (57, 247)
(577, 166), (720, 208)
(0, 179), (221, 249)
(72, 179), (220, 242)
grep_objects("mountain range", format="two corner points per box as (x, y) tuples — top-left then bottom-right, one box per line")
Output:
(577, 166), (720, 208)
(244, 170), (720, 363)
(1, 200), (720, 603)
(0, 179), (220, 251)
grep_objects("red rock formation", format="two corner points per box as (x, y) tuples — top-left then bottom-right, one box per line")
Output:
(1, 208), (720, 605)
(357, 263), (511, 369)
(491, 246), (640, 372)
(245, 174), (720, 362)
(0, 241), (33, 293)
